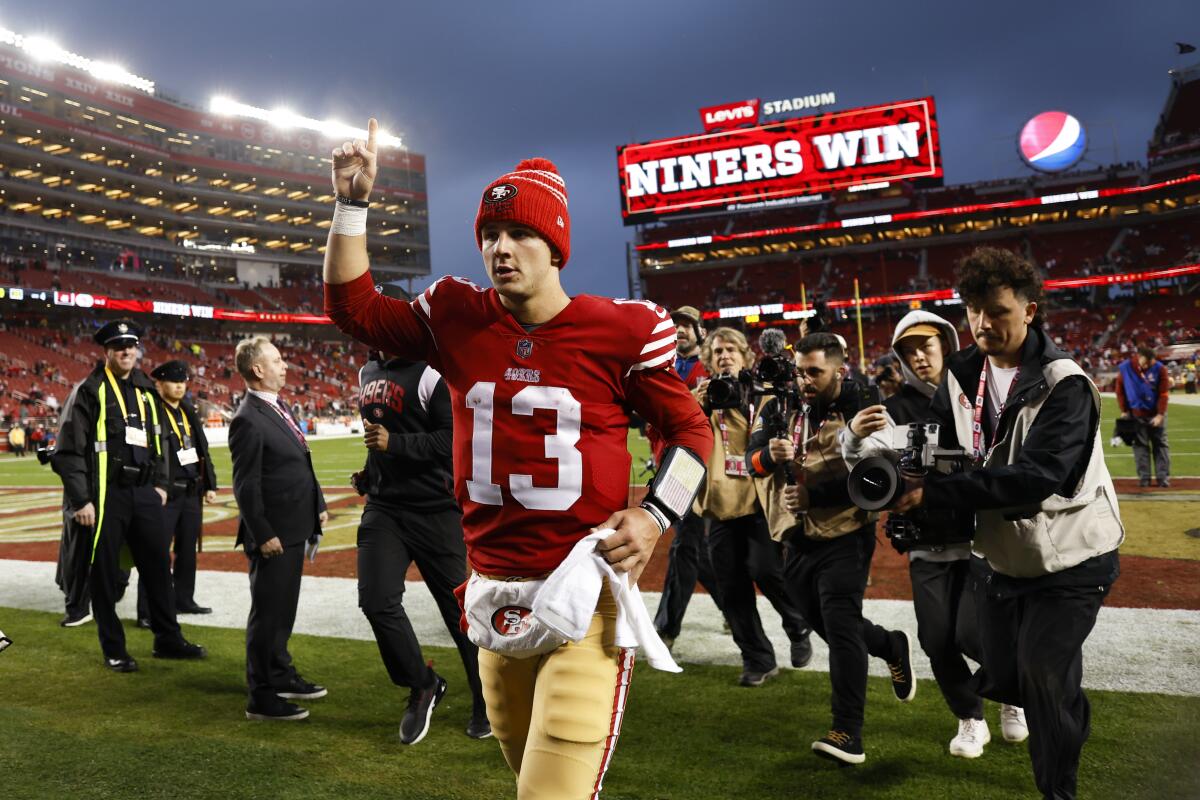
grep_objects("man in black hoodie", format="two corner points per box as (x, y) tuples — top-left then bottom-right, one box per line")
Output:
(842, 311), (1027, 759)
(353, 338), (489, 746)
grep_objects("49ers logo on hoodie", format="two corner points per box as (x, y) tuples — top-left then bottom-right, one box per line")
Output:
(359, 378), (405, 416)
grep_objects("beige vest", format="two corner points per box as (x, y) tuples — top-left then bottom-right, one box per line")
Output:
(693, 405), (759, 521)
(945, 359), (1124, 577)
(753, 404), (873, 542)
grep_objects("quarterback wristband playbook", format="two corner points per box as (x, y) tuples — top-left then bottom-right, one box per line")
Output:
(331, 195), (368, 236)
(640, 446), (706, 534)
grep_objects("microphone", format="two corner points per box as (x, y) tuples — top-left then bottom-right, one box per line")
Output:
(759, 328), (788, 356)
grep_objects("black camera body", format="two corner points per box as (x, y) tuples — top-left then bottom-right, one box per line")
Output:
(705, 372), (747, 411)
(847, 422), (975, 552)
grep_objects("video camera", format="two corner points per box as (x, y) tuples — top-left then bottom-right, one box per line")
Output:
(846, 422), (975, 552)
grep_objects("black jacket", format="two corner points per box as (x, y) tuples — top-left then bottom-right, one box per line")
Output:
(229, 393), (326, 551)
(52, 361), (168, 512)
(924, 327), (1118, 591)
(161, 399), (218, 497)
(357, 358), (456, 512)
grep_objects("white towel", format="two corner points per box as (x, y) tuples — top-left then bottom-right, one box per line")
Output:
(532, 529), (681, 673)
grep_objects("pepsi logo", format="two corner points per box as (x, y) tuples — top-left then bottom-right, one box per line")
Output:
(485, 183), (518, 204)
(1019, 111), (1087, 173)
(958, 393), (972, 410)
(491, 606), (534, 636)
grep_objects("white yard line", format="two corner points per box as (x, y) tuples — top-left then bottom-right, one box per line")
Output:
(1, 558), (1196, 698)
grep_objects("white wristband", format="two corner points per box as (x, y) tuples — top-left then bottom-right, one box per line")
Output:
(330, 202), (367, 237)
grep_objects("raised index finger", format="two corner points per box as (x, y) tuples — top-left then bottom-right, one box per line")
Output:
(366, 118), (378, 152)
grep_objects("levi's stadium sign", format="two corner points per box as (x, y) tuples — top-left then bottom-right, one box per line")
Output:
(617, 96), (942, 223)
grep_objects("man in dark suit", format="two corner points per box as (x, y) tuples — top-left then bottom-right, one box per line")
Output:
(230, 336), (329, 721)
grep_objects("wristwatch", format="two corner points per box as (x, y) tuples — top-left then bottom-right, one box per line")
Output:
(336, 193), (369, 208)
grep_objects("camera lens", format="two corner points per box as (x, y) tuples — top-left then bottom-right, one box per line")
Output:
(848, 456), (901, 511)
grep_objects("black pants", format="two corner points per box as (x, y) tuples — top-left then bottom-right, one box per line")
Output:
(90, 484), (181, 659)
(357, 504), (482, 701)
(246, 541), (305, 704)
(910, 558), (983, 720)
(972, 574), (1112, 800)
(785, 527), (898, 737)
(136, 494), (203, 617)
(1131, 416), (1170, 483)
(654, 512), (724, 639)
(710, 514), (809, 673)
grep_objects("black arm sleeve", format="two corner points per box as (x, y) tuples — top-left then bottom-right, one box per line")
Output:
(52, 386), (97, 512)
(189, 406), (219, 491)
(383, 378), (453, 470)
(924, 377), (1097, 511)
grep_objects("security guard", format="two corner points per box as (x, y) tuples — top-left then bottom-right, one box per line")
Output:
(136, 360), (218, 624)
(54, 319), (206, 672)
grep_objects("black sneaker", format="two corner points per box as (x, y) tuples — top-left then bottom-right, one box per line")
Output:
(276, 676), (328, 700)
(812, 729), (865, 765)
(152, 639), (207, 660)
(1139, 478), (1151, 488)
(887, 631), (916, 702)
(60, 611), (93, 628)
(104, 655), (138, 673)
(400, 673), (447, 745)
(738, 666), (780, 687)
(466, 704), (493, 740)
(1158, 479), (1171, 489)
(135, 617), (152, 630)
(246, 697), (309, 722)
(791, 634), (813, 669)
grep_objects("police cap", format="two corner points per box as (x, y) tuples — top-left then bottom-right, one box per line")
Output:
(93, 319), (143, 348)
(150, 359), (190, 382)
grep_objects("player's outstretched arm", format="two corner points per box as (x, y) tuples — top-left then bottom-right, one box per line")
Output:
(323, 118), (378, 286)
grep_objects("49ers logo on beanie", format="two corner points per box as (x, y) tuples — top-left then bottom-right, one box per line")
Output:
(485, 184), (518, 204)
(475, 157), (571, 268)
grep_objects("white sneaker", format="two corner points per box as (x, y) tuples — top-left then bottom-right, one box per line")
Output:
(949, 717), (991, 758)
(1000, 704), (1029, 743)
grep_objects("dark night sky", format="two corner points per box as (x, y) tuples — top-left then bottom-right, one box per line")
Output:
(6, 1), (1194, 297)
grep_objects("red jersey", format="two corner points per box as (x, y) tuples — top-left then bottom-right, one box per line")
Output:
(326, 272), (712, 576)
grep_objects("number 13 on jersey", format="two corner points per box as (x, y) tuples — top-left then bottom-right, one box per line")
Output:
(465, 382), (584, 512)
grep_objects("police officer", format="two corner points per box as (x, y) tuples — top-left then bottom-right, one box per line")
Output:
(135, 360), (218, 625)
(352, 338), (489, 744)
(54, 319), (206, 672)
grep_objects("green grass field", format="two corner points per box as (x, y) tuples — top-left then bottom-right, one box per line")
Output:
(1, 607), (1197, 800)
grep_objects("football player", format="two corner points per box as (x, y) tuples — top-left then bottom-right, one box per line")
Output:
(323, 120), (712, 799)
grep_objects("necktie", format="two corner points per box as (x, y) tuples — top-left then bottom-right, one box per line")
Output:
(274, 397), (308, 448)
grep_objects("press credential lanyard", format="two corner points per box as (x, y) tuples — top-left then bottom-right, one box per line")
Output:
(973, 359), (1019, 461)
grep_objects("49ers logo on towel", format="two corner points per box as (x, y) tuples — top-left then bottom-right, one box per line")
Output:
(492, 606), (534, 636)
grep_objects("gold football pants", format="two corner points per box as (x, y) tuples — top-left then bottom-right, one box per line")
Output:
(479, 587), (634, 800)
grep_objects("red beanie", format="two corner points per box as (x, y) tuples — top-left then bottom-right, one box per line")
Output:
(475, 157), (571, 268)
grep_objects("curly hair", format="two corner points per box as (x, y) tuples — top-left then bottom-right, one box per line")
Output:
(954, 247), (1045, 312)
(701, 327), (754, 373)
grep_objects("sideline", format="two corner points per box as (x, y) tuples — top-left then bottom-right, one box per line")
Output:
(1, 558), (1196, 698)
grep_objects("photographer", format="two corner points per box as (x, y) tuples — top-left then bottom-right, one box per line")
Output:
(893, 247), (1123, 800)
(746, 332), (915, 766)
(694, 328), (811, 687)
(842, 311), (1027, 759)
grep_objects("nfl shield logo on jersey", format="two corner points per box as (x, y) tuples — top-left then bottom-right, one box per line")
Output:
(516, 338), (534, 359)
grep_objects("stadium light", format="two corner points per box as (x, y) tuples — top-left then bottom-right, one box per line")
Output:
(0, 25), (155, 94)
(209, 96), (403, 149)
